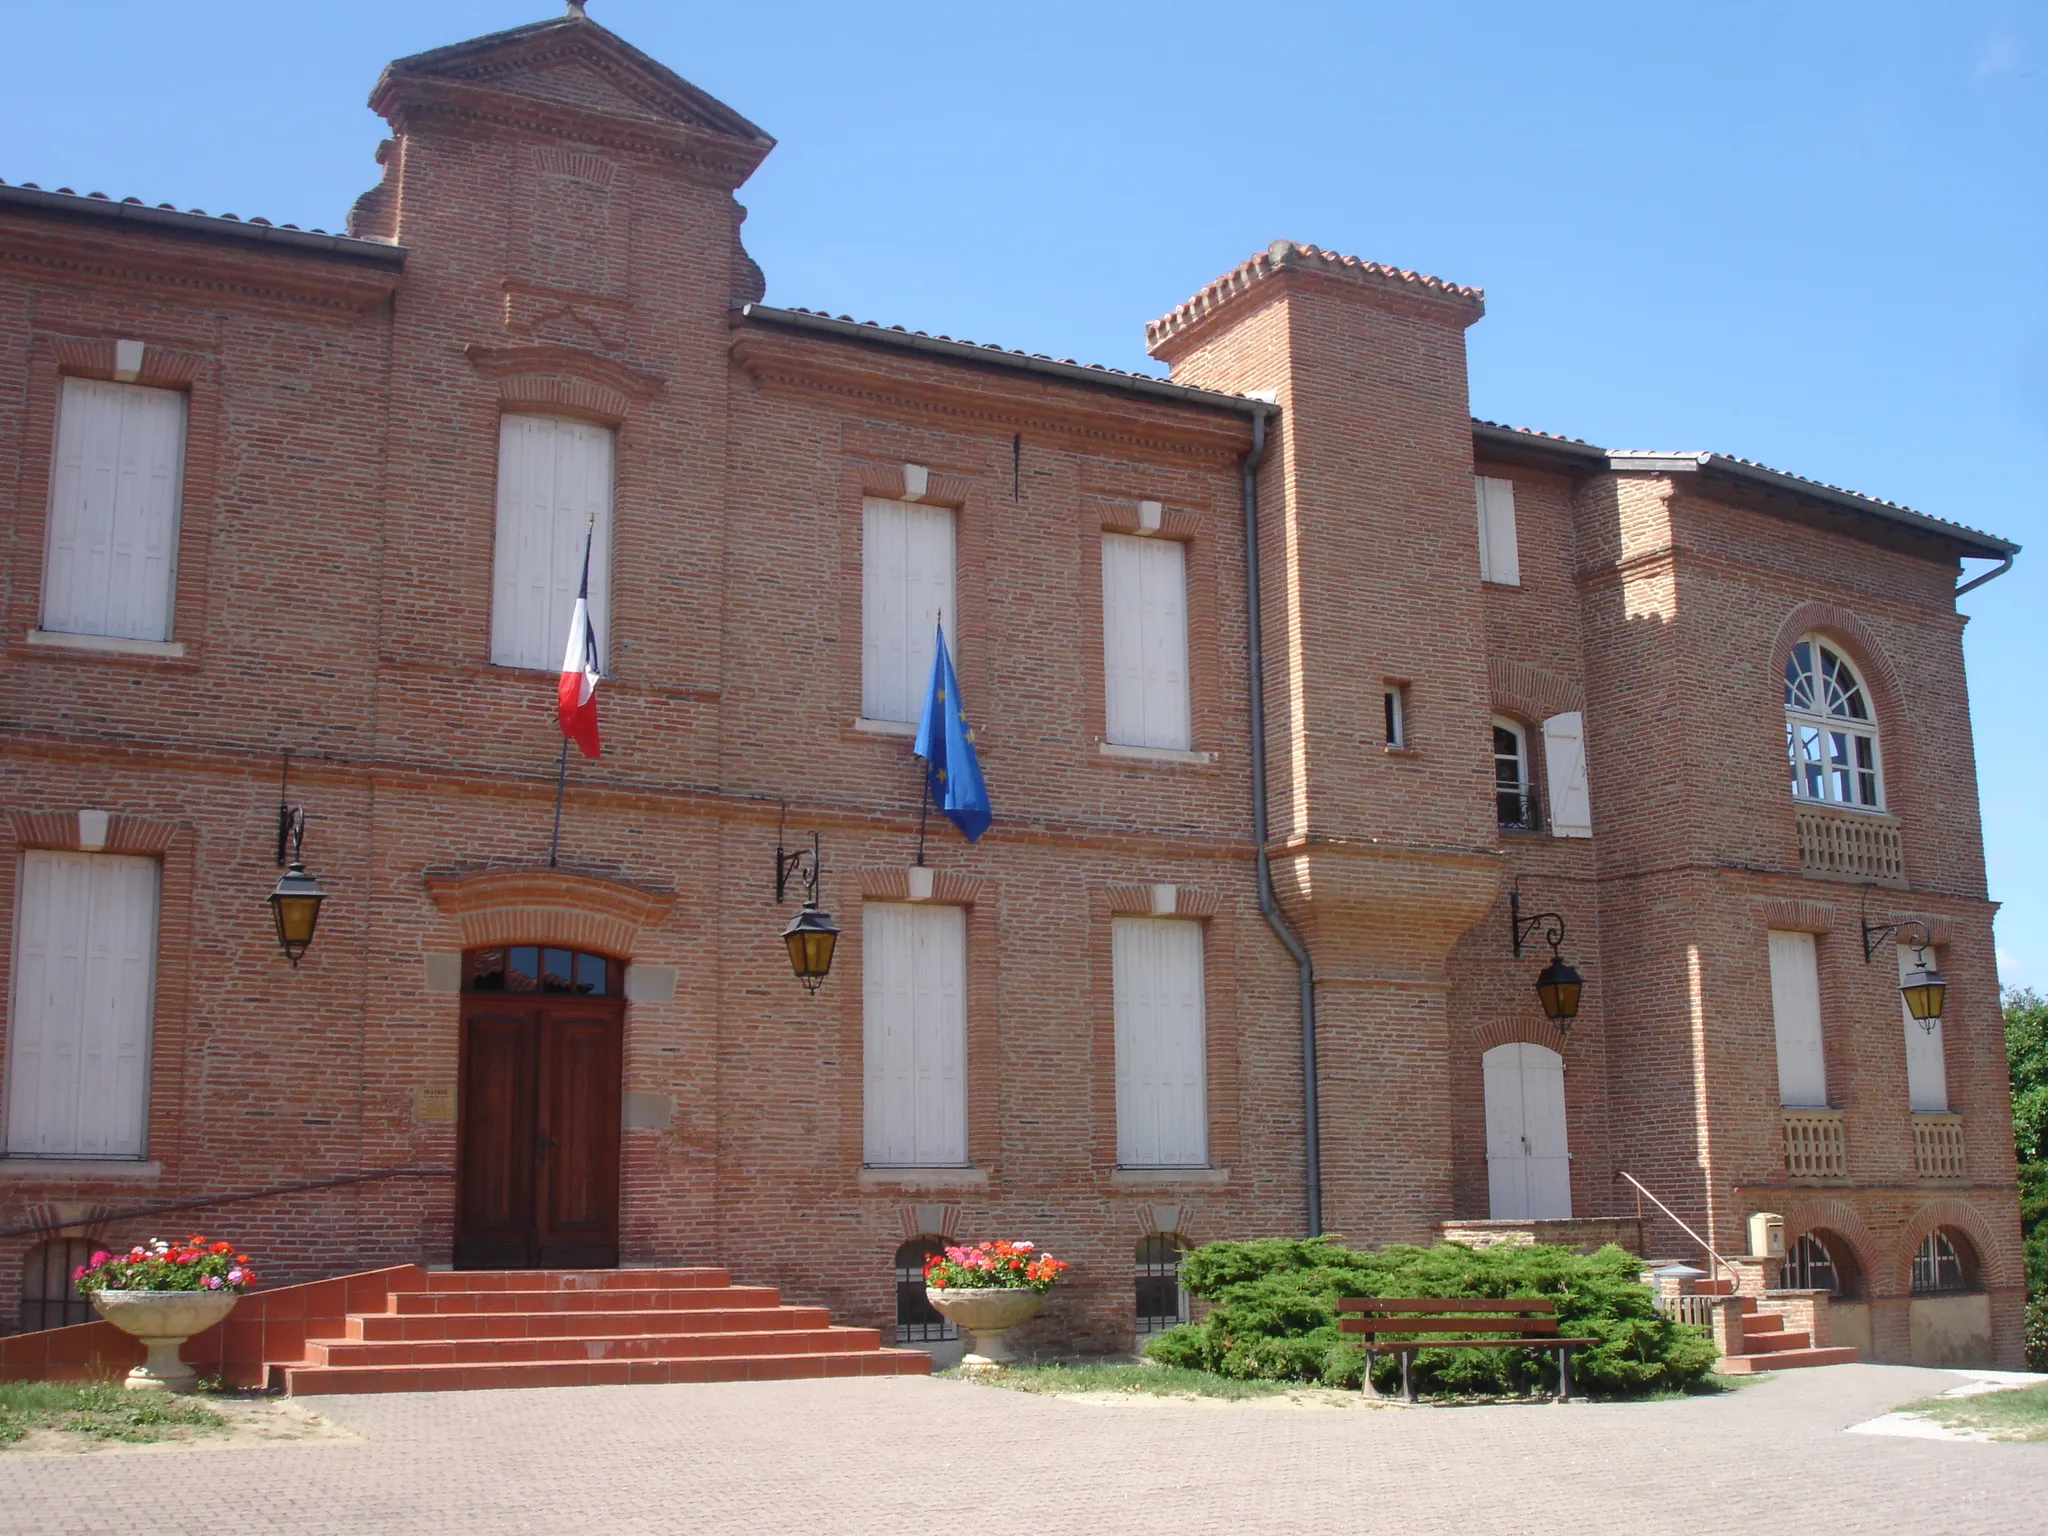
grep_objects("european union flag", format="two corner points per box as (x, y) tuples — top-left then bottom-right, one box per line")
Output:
(913, 620), (991, 842)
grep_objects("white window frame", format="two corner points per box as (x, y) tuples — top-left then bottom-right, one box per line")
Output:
(4, 850), (160, 1159)
(1475, 474), (1521, 587)
(861, 902), (967, 1167)
(1767, 929), (1828, 1109)
(861, 497), (956, 724)
(1493, 716), (1533, 830)
(1384, 684), (1408, 749)
(1100, 532), (1192, 751)
(1112, 916), (1209, 1169)
(41, 377), (187, 643)
(1784, 635), (1883, 810)
(490, 414), (614, 673)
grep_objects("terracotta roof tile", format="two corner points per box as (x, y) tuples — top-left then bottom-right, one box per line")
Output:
(1148, 239), (1485, 353)
(0, 175), (397, 254)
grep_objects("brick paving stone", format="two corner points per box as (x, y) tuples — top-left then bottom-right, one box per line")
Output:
(1, 1364), (2040, 1535)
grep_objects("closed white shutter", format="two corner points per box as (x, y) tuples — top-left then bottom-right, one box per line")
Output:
(5, 851), (158, 1157)
(1112, 917), (1207, 1166)
(1482, 1042), (1571, 1219)
(1541, 712), (1592, 837)
(1768, 930), (1827, 1108)
(861, 497), (956, 722)
(1474, 475), (1520, 587)
(1900, 943), (1948, 1114)
(1101, 534), (1192, 750)
(862, 903), (966, 1165)
(42, 378), (186, 641)
(490, 415), (613, 671)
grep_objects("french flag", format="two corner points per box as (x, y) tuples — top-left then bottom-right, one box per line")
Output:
(557, 528), (602, 759)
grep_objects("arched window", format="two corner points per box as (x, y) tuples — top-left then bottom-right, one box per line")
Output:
(1910, 1228), (1977, 1295)
(1785, 637), (1881, 809)
(1781, 1232), (1857, 1297)
(19, 1238), (98, 1332)
(893, 1237), (958, 1344)
(464, 945), (618, 995)
(1493, 718), (1533, 830)
(1135, 1233), (1190, 1335)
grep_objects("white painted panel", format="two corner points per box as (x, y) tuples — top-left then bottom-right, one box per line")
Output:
(1113, 917), (1207, 1166)
(42, 379), (185, 641)
(490, 415), (613, 671)
(862, 902), (965, 1165)
(861, 498), (955, 723)
(1541, 711), (1592, 838)
(1475, 475), (1520, 587)
(1483, 1042), (1571, 1219)
(1900, 943), (1948, 1114)
(6, 851), (157, 1157)
(1768, 930), (1828, 1108)
(1101, 534), (1191, 750)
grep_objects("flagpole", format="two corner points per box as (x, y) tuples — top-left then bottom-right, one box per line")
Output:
(914, 771), (930, 867)
(547, 737), (569, 868)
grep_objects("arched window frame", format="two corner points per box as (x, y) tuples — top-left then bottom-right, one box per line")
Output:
(893, 1237), (958, 1343)
(1784, 635), (1884, 810)
(1134, 1233), (1190, 1335)
(1781, 1232), (1851, 1297)
(1909, 1228), (1976, 1295)
(1492, 716), (1534, 831)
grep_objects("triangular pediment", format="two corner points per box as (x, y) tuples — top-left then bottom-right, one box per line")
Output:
(374, 12), (772, 150)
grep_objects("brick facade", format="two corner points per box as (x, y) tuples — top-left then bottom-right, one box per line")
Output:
(0, 12), (2025, 1366)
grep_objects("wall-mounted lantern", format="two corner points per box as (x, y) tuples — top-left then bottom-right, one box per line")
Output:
(267, 756), (327, 966)
(1510, 886), (1584, 1032)
(1861, 899), (1945, 1031)
(774, 815), (839, 994)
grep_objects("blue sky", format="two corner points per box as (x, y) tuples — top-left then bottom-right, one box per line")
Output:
(8, 3), (2043, 985)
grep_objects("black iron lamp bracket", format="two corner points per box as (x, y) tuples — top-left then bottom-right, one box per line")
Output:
(276, 752), (307, 867)
(1859, 888), (1933, 964)
(1510, 886), (1567, 960)
(774, 806), (822, 908)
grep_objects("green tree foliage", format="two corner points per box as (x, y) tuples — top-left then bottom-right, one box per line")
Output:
(2006, 987), (2048, 1368)
(1142, 1237), (1717, 1398)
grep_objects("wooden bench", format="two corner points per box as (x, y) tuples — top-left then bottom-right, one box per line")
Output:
(1337, 1297), (1596, 1403)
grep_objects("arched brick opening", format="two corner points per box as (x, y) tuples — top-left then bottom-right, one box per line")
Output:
(1891, 1199), (2011, 1293)
(424, 867), (675, 957)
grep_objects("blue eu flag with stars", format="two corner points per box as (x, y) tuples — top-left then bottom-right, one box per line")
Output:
(913, 620), (991, 842)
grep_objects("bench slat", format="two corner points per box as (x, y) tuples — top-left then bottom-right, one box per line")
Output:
(1341, 1316), (1560, 1336)
(1337, 1297), (1555, 1315)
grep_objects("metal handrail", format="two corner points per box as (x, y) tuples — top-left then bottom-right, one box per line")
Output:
(1616, 1170), (1741, 1287)
(0, 1165), (453, 1241)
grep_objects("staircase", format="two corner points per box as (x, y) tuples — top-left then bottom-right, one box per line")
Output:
(271, 1268), (931, 1395)
(1694, 1279), (1858, 1375)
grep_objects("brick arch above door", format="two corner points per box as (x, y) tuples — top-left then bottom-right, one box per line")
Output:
(423, 867), (676, 957)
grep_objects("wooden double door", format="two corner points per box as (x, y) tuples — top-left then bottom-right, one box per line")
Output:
(455, 966), (623, 1270)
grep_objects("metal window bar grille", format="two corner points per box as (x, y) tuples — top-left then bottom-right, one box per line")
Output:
(1910, 1232), (1969, 1295)
(894, 1249), (958, 1343)
(1780, 1235), (1841, 1295)
(18, 1238), (97, 1334)
(1135, 1240), (1187, 1335)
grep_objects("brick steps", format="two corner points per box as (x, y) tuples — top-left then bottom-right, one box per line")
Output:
(1714, 1346), (1860, 1374)
(1692, 1286), (1858, 1374)
(269, 1267), (927, 1396)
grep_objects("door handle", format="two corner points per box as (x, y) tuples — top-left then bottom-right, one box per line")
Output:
(535, 1128), (557, 1160)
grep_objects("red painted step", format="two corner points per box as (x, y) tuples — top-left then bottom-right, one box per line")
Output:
(1714, 1346), (1859, 1374)
(270, 1268), (928, 1395)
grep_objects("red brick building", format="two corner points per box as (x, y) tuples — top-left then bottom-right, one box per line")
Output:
(0, 10), (2025, 1367)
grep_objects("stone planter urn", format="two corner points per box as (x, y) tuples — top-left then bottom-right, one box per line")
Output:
(89, 1290), (240, 1393)
(925, 1286), (1045, 1368)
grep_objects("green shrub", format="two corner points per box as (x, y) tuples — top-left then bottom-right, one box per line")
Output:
(2025, 1295), (2048, 1374)
(1143, 1236), (1717, 1399)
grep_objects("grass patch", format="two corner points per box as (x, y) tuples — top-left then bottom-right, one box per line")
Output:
(947, 1361), (1298, 1401)
(0, 1380), (229, 1447)
(1896, 1381), (2048, 1442)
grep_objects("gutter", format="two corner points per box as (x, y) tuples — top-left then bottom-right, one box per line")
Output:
(1240, 409), (1323, 1238)
(1954, 551), (2015, 598)
(0, 182), (407, 267)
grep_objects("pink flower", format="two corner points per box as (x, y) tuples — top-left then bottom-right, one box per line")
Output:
(203, 1275), (223, 1290)
(227, 1268), (245, 1285)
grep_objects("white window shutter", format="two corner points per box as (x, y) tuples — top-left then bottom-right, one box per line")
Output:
(862, 903), (966, 1165)
(1541, 711), (1592, 837)
(1474, 475), (1520, 587)
(1112, 917), (1207, 1167)
(490, 415), (613, 672)
(861, 498), (956, 722)
(42, 379), (186, 641)
(1899, 943), (1948, 1114)
(1767, 930), (1827, 1109)
(6, 851), (158, 1157)
(1101, 535), (1191, 750)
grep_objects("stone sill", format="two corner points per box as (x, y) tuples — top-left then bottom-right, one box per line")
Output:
(1110, 1166), (1228, 1187)
(1097, 743), (1215, 767)
(0, 1159), (162, 1181)
(25, 629), (185, 659)
(850, 716), (917, 737)
(858, 1165), (988, 1190)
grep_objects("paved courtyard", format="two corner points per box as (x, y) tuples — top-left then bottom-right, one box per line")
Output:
(2, 1364), (2040, 1534)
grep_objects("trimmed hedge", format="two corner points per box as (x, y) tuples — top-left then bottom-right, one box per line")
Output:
(1143, 1237), (1717, 1398)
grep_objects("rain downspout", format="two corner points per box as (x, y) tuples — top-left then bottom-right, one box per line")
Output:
(1241, 408), (1322, 1237)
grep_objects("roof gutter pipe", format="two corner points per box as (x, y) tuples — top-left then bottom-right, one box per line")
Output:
(1954, 552), (2015, 599)
(1240, 408), (1323, 1238)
